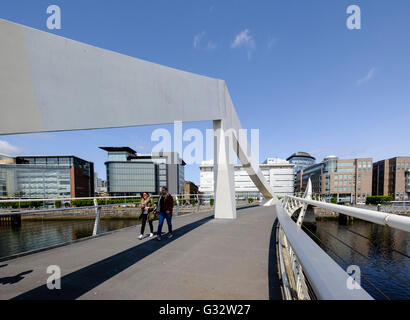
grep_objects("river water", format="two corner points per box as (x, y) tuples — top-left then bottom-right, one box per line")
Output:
(0, 219), (139, 259)
(311, 219), (410, 300)
(1, 217), (409, 299)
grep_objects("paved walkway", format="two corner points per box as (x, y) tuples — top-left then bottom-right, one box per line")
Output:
(0, 206), (281, 300)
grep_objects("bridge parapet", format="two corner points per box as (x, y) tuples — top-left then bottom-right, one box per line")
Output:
(273, 178), (410, 300)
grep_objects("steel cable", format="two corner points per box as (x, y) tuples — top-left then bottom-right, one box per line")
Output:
(340, 226), (410, 259)
(319, 228), (410, 288)
(301, 224), (391, 300)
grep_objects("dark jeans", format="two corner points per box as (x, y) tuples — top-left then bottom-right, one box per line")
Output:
(140, 213), (153, 235)
(157, 212), (172, 236)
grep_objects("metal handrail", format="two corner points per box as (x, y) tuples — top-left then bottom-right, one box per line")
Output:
(275, 203), (373, 300)
(0, 193), (204, 203)
(0, 195), (253, 217)
(0, 202), (141, 217)
(286, 195), (410, 233)
(0, 194), (214, 216)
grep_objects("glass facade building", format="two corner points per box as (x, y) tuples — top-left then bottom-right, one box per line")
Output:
(296, 156), (373, 203)
(0, 155), (94, 199)
(101, 147), (185, 196)
(107, 162), (157, 194)
(286, 152), (316, 173)
(373, 157), (410, 200)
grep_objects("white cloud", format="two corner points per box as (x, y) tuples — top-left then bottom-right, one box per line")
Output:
(356, 67), (376, 86)
(231, 29), (255, 59)
(193, 31), (205, 48)
(193, 32), (217, 51)
(267, 37), (277, 49)
(0, 140), (22, 156)
(206, 41), (217, 51)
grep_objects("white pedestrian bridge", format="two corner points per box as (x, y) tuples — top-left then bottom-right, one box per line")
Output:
(1, 18), (409, 300)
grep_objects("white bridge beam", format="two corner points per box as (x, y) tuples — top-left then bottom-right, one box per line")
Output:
(0, 18), (275, 219)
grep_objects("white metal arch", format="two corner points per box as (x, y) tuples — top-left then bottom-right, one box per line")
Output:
(0, 18), (275, 219)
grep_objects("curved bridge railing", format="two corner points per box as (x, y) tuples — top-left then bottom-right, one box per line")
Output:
(275, 179), (410, 300)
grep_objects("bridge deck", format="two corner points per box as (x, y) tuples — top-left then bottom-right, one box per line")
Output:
(0, 206), (282, 300)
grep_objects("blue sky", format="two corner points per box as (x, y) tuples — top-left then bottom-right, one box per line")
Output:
(1, 0), (410, 184)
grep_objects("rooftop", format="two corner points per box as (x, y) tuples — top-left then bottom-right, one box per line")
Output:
(128, 152), (186, 166)
(264, 158), (289, 165)
(15, 155), (93, 164)
(286, 152), (316, 161)
(200, 159), (293, 168)
(99, 147), (137, 154)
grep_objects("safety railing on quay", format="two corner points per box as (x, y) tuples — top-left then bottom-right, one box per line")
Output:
(274, 179), (410, 300)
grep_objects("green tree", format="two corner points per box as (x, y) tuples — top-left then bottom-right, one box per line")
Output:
(366, 196), (393, 205)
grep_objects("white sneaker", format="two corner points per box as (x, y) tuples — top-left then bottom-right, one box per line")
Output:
(138, 234), (143, 240)
(149, 233), (154, 238)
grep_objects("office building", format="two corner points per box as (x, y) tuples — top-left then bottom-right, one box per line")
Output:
(0, 154), (94, 199)
(184, 181), (199, 199)
(94, 172), (107, 195)
(0, 154), (14, 197)
(296, 156), (373, 203)
(100, 147), (185, 196)
(287, 152), (316, 173)
(372, 157), (410, 200)
(199, 158), (294, 199)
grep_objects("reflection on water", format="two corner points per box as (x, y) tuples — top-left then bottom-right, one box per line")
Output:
(0, 219), (139, 259)
(311, 219), (410, 300)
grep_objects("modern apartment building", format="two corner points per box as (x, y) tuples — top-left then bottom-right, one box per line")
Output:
(199, 158), (294, 199)
(287, 152), (316, 173)
(0, 154), (94, 199)
(100, 147), (185, 196)
(296, 156), (373, 203)
(372, 157), (410, 200)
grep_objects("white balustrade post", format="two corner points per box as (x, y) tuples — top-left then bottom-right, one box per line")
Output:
(92, 198), (101, 236)
(175, 196), (179, 216)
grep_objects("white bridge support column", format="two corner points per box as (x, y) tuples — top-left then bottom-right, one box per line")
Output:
(213, 120), (236, 219)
